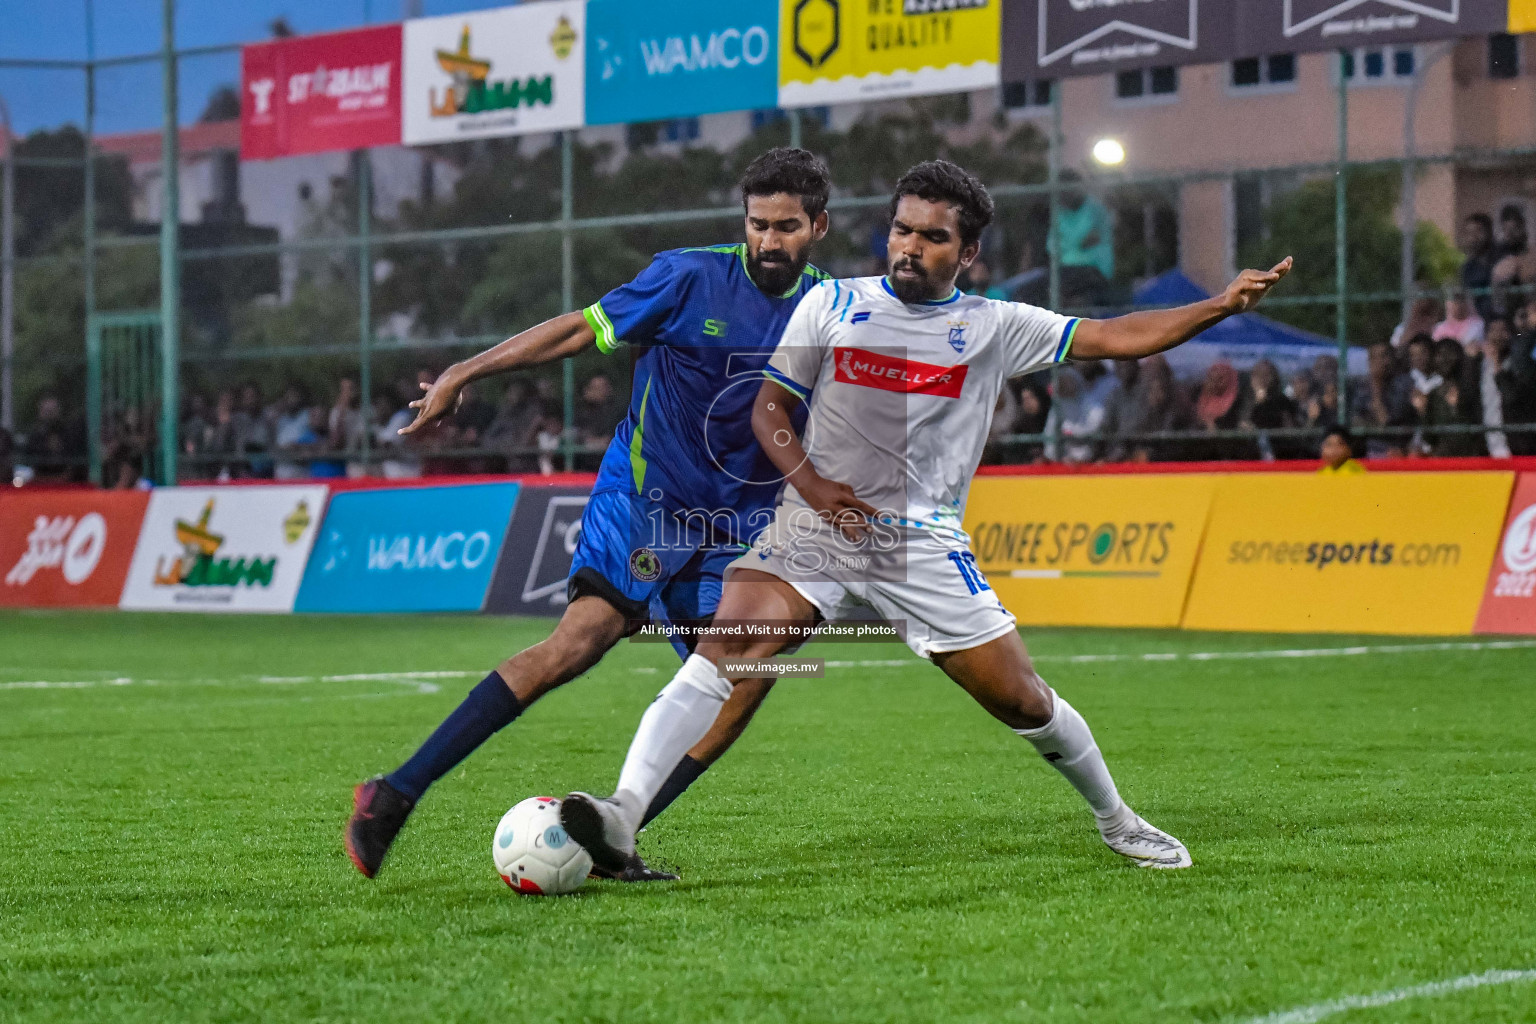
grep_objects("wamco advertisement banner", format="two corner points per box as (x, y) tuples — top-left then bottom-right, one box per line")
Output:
(120, 486), (327, 613)
(402, 2), (586, 145)
(0, 490), (149, 608)
(483, 485), (590, 616)
(1184, 472), (1513, 635)
(295, 483), (520, 613)
(779, 0), (1001, 108)
(241, 23), (403, 160)
(1474, 471), (1536, 635)
(586, 0), (778, 125)
(964, 473), (1216, 628)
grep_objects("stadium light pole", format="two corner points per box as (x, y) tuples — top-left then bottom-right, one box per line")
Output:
(0, 91), (14, 434)
(159, 0), (181, 484)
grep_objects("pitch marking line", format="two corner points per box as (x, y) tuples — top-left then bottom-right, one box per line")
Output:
(1235, 968), (1536, 1024)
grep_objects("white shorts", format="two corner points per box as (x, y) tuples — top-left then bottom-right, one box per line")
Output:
(732, 504), (1017, 660)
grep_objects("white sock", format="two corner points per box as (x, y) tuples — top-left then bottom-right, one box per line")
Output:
(612, 654), (733, 827)
(1015, 689), (1134, 834)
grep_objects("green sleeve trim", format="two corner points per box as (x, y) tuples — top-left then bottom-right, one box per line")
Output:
(1055, 317), (1081, 363)
(584, 302), (622, 354)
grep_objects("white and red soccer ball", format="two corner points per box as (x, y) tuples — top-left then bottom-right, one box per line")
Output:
(492, 796), (592, 895)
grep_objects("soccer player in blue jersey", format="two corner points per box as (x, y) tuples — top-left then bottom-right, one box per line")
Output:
(345, 148), (832, 881)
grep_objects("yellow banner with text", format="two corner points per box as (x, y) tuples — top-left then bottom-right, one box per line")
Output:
(964, 474), (1217, 629)
(1183, 472), (1513, 635)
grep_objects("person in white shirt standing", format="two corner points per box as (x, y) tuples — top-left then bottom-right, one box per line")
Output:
(562, 161), (1291, 873)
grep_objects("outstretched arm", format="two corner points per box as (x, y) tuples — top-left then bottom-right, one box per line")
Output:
(1069, 258), (1293, 361)
(753, 379), (875, 540)
(399, 311), (595, 435)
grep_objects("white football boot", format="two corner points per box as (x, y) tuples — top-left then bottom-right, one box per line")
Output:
(1100, 812), (1192, 869)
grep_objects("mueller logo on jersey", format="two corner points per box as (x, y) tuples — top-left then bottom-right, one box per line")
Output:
(835, 347), (968, 399)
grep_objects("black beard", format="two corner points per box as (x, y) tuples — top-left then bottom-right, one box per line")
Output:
(887, 259), (940, 304)
(747, 248), (806, 295)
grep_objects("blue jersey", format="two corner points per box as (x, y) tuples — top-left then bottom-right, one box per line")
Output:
(581, 243), (826, 541)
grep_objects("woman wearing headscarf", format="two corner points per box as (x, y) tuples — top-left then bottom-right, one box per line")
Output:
(1188, 360), (1244, 461)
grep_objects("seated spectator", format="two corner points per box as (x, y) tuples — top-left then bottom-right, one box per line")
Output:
(574, 373), (624, 472)
(962, 259), (1008, 300)
(1186, 361), (1244, 461)
(486, 378), (545, 473)
(373, 385), (423, 479)
(234, 383), (272, 478)
(1012, 381), (1051, 463)
(203, 389), (242, 480)
(1390, 295), (1441, 349)
(983, 376), (1021, 465)
(307, 404), (345, 478)
(1350, 340), (1412, 458)
(1492, 204), (1535, 317)
(21, 395), (83, 483)
(1426, 337), (1480, 456)
(181, 393), (211, 461)
(1107, 354), (1186, 462)
(451, 382), (497, 474)
(271, 386), (313, 480)
(1507, 310), (1536, 455)
(1317, 425), (1365, 475)
(1460, 212), (1496, 320)
(536, 413), (566, 476)
(1475, 317), (1519, 458)
(1043, 366), (1106, 464)
(1237, 359), (1296, 460)
(1434, 289), (1486, 354)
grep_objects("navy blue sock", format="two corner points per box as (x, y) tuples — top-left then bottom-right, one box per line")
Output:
(640, 754), (709, 828)
(386, 671), (523, 802)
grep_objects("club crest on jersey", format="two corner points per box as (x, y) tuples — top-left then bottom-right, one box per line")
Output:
(850, 311), (871, 324)
(947, 320), (968, 353)
(629, 547), (662, 582)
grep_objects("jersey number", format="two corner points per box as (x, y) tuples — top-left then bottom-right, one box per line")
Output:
(948, 551), (992, 595)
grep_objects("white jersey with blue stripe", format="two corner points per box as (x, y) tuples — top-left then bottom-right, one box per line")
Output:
(763, 276), (1078, 541)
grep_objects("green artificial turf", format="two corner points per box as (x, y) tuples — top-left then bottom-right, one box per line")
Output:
(2, 611), (1534, 1023)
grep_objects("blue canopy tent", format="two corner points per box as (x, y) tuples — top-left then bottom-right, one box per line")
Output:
(1131, 270), (1367, 381)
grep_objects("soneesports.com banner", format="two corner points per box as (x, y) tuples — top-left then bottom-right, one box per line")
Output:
(1475, 471), (1536, 635)
(402, 1), (586, 145)
(1183, 472), (1513, 636)
(963, 474), (1216, 628)
(778, 0), (1001, 108)
(0, 490), (149, 608)
(120, 486), (328, 613)
(295, 483), (521, 613)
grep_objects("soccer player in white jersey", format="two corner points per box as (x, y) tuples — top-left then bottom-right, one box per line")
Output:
(562, 160), (1291, 872)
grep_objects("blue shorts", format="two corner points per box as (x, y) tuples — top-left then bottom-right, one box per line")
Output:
(567, 488), (747, 660)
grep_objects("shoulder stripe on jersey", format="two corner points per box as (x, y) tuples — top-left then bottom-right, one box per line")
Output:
(1055, 318), (1081, 363)
(585, 302), (623, 354)
(804, 264), (831, 281)
(762, 366), (810, 401)
(678, 243), (743, 256)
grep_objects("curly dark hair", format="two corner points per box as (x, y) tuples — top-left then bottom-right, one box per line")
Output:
(889, 159), (994, 247)
(739, 147), (832, 221)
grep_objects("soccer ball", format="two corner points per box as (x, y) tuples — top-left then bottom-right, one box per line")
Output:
(492, 796), (592, 895)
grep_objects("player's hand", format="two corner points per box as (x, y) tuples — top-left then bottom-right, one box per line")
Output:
(798, 474), (878, 541)
(1220, 257), (1292, 315)
(399, 373), (466, 436)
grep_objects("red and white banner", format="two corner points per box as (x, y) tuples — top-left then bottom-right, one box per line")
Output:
(241, 23), (403, 160)
(1475, 472), (1536, 634)
(0, 491), (150, 608)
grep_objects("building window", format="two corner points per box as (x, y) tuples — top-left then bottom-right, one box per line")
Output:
(662, 117), (700, 144)
(750, 107), (830, 131)
(1002, 79), (1053, 109)
(1115, 66), (1177, 101)
(1490, 33), (1521, 79)
(1232, 53), (1296, 89)
(1342, 46), (1416, 83)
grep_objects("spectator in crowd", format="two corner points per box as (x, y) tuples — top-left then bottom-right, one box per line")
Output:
(1508, 307), (1536, 455)
(306, 403), (345, 478)
(1426, 337), (1480, 457)
(1105, 355), (1186, 462)
(1043, 366), (1106, 464)
(271, 385), (313, 480)
(21, 395), (82, 483)
(1401, 334), (1440, 454)
(1100, 359), (1139, 454)
(962, 259), (1008, 300)
(1012, 381), (1051, 463)
(574, 373), (623, 471)
(1317, 425), (1365, 475)
(234, 383), (273, 477)
(485, 378), (545, 473)
(1492, 204), (1534, 317)
(536, 412), (566, 476)
(1434, 289), (1486, 354)
(1237, 358), (1296, 460)
(202, 389), (242, 480)
(1057, 173), (1115, 306)
(984, 376), (1021, 464)
(1186, 361), (1244, 461)
(374, 384), (423, 479)
(1460, 212), (1497, 320)
(181, 393), (211, 460)
(1390, 295), (1442, 349)
(1476, 317), (1518, 458)
(1350, 340), (1412, 458)
(0, 424), (13, 485)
